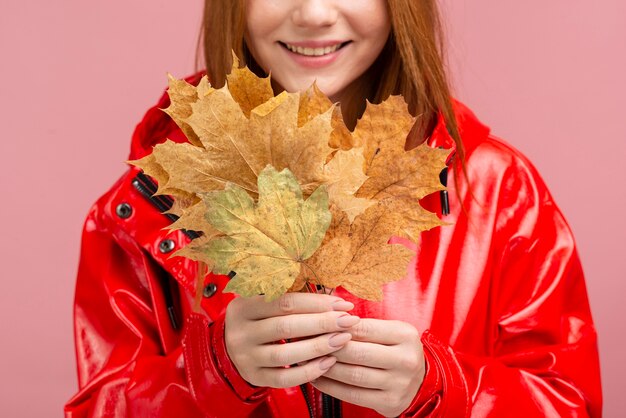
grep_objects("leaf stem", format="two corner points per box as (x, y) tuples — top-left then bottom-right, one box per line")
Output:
(300, 261), (335, 295)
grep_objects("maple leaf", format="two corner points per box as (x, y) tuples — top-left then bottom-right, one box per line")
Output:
(196, 166), (331, 301)
(167, 200), (213, 233)
(297, 83), (353, 150)
(302, 203), (414, 301)
(353, 97), (449, 241)
(162, 74), (213, 148)
(227, 54), (274, 117)
(128, 151), (199, 214)
(322, 147), (375, 222)
(160, 86), (335, 197)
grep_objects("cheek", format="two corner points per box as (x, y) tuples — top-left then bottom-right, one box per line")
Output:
(244, 2), (284, 70)
(357, 1), (391, 44)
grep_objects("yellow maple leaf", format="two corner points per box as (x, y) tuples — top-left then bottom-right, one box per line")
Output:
(194, 166), (331, 301)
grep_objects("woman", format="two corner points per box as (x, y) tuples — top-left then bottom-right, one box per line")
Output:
(65, 1), (602, 417)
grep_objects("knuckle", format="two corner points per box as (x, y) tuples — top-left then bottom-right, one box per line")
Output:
(318, 315), (332, 333)
(353, 320), (370, 339)
(313, 337), (328, 356)
(269, 348), (288, 367)
(400, 352), (420, 371)
(275, 318), (292, 338)
(278, 294), (295, 314)
(303, 363), (321, 383)
(397, 322), (419, 342)
(275, 371), (292, 388)
(350, 367), (365, 385)
(353, 346), (368, 364)
(348, 388), (362, 404)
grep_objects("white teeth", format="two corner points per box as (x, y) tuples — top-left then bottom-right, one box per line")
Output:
(285, 43), (342, 56)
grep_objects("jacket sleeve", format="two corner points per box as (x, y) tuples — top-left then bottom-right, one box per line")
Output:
(401, 148), (602, 417)
(64, 198), (268, 418)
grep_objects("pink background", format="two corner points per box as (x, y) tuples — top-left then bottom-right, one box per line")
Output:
(1, 0), (624, 416)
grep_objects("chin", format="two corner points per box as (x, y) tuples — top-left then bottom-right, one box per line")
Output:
(274, 74), (341, 100)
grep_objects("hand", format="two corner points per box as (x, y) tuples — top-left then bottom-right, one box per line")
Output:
(224, 292), (360, 389)
(312, 319), (425, 417)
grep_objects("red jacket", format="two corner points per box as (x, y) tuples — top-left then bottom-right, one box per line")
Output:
(65, 87), (602, 417)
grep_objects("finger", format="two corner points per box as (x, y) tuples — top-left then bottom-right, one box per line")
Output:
(235, 293), (354, 320)
(258, 356), (337, 388)
(259, 332), (352, 367)
(323, 362), (389, 390)
(254, 311), (360, 343)
(348, 318), (420, 345)
(311, 376), (387, 411)
(333, 340), (397, 369)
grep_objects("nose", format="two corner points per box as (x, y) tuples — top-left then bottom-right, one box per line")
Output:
(291, 0), (338, 28)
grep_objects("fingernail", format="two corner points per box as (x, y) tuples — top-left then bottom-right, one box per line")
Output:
(328, 332), (352, 348)
(332, 300), (354, 311)
(319, 356), (337, 371)
(336, 315), (360, 328)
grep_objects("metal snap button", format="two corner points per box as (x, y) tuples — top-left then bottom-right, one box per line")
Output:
(158, 239), (176, 254)
(203, 283), (218, 298)
(115, 203), (133, 219)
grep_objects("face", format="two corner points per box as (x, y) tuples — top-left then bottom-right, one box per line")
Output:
(245, 0), (391, 103)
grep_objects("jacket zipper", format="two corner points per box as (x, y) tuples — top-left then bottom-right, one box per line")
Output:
(439, 166), (450, 216)
(300, 384), (315, 418)
(322, 393), (342, 418)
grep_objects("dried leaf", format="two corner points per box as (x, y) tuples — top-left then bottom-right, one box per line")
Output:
(162, 74), (212, 148)
(302, 203), (414, 301)
(174, 86), (336, 197)
(354, 97), (449, 241)
(298, 83), (333, 126)
(128, 146), (199, 213)
(199, 166), (331, 301)
(297, 83), (353, 150)
(165, 193), (201, 217)
(173, 234), (221, 266)
(128, 153), (169, 191)
(323, 148), (375, 222)
(226, 63), (274, 117)
(167, 201), (211, 233)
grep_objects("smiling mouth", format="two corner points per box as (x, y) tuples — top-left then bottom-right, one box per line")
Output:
(280, 41), (350, 57)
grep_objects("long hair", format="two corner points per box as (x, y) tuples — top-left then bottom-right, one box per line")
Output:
(199, 0), (464, 167)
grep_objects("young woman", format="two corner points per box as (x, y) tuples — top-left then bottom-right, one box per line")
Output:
(65, 1), (602, 417)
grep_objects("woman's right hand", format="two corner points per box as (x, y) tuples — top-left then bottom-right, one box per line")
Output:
(224, 292), (360, 388)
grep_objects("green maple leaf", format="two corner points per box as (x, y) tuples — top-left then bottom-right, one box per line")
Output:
(200, 165), (331, 301)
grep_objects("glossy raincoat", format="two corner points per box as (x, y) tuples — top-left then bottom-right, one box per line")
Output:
(65, 87), (602, 417)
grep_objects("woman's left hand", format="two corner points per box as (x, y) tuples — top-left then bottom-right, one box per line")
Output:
(311, 318), (425, 417)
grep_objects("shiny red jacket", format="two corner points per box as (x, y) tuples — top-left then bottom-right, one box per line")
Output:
(65, 88), (602, 417)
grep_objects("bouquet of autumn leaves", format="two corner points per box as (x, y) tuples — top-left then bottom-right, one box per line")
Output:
(131, 59), (449, 303)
